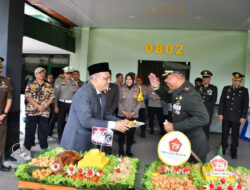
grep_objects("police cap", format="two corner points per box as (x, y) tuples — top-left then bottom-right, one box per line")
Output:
(63, 66), (74, 73)
(232, 72), (244, 81)
(201, 70), (213, 77)
(162, 62), (190, 77)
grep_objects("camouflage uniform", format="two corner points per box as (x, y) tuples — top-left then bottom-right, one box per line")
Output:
(25, 80), (54, 118)
(24, 80), (54, 150)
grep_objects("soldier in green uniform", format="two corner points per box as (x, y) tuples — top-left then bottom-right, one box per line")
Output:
(196, 70), (217, 139)
(0, 57), (12, 171)
(149, 63), (209, 163)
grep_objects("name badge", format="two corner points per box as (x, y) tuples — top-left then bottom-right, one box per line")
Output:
(173, 104), (181, 115)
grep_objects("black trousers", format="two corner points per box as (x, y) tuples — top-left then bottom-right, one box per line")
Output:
(148, 107), (164, 133)
(48, 104), (57, 136)
(57, 101), (71, 142)
(221, 120), (241, 155)
(202, 114), (212, 140)
(24, 116), (48, 150)
(117, 117), (137, 153)
(138, 108), (146, 134)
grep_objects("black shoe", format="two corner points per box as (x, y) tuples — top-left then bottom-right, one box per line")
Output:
(222, 149), (226, 155)
(126, 152), (134, 157)
(149, 130), (154, 134)
(140, 133), (146, 138)
(231, 153), (237, 159)
(0, 165), (11, 172)
(118, 149), (124, 156)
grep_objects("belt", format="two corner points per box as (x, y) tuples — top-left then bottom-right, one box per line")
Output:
(59, 99), (72, 103)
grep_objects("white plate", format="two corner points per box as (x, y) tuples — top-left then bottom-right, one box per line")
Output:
(130, 122), (145, 127)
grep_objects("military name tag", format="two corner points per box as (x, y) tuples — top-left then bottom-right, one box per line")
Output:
(207, 89), (213, 95)
(173, 103), (181, 115)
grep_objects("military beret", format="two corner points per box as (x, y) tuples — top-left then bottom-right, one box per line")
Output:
(34, 67), (46, 74)
(136, 74), (143, 81)
(88, 62), (110, 76)
(0, 57), (4, 68)
(63, 66), (74, 73)
(201, 70), (213, 77)
(232, 72), (244, 81)
(162, 62), (190, 77)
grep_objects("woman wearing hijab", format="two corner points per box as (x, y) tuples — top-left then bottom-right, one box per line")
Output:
(117, 73), (142, 157)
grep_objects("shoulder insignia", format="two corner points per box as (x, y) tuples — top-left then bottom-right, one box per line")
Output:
(183, 86), (191, 92)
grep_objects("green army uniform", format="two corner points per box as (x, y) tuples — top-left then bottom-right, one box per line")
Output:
(154, 62), (210, 163)
(0, 76), (13, 166)
(156, 81), (209, 162)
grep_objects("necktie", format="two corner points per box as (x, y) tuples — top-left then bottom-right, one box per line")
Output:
(104, 89), (108, 96)
(98, 93), (102, 107)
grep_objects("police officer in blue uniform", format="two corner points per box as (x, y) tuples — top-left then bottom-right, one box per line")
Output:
(218, 72), (249, 159)
(196, 70), (217, 139)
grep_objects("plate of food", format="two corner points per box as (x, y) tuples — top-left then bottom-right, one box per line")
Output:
(126, 120), (145, 127)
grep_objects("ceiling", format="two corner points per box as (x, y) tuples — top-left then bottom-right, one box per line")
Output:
(23, 36), (73, 54)
(23, 0), (250, 54)
(33, 0), (250, 30)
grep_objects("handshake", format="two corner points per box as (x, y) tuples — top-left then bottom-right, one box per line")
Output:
(115, 120), (131, 133)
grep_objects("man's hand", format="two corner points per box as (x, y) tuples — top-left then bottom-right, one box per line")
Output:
(37, 105), (45, 111)
(218, 115), (223, 121)
(55, 107), (59, 114)
(126, 112), (135, 119)
(0, 114), (7, 122)
(164, 121), (174, 132)
(115, 120), (131, 133)
(240, 118), (246, 125)
(148, 73), (160, 88)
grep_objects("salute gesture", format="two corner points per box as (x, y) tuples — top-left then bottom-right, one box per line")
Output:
(148, 73), (160, 88)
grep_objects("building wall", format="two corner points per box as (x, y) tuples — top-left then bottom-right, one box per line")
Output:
(71, 28), (249, 105)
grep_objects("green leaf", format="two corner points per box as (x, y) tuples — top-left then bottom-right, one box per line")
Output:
(26, 166), (48, 176)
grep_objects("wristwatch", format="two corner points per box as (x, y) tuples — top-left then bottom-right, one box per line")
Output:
(3, 112), (8, 116)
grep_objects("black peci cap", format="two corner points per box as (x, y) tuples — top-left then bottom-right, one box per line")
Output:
(88, 62), (110, 76)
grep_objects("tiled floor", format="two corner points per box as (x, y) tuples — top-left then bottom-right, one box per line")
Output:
(1, 128), (249, 190)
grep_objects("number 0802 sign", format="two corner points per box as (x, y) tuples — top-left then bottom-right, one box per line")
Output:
(158, 131), (191, 166)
